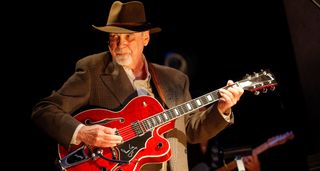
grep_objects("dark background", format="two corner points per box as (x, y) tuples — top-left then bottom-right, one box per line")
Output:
(6, 0), (319, 170)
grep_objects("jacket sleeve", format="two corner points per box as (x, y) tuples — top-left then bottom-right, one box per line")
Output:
(183, 75), (234, 144)
(31, 59), (91, 148)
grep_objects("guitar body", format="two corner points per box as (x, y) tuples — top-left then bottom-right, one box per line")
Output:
(58, 96), (174, 171)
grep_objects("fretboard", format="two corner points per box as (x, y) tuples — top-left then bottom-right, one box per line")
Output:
(141, 90), (220, 131)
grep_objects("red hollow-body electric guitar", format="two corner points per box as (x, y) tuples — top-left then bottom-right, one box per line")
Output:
(58, 70), (277, 171)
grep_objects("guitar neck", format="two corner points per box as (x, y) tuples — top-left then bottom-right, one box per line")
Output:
(252, 142), (270, 155)
(120, 70), (277, 141)
(138, 69), (278, 133)
(216, 136), (289, 171)
(140, 90), (221, 131)
(216, 143), (268, 171)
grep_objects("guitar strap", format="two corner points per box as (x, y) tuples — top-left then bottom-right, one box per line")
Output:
(148, 63), (170, 171)
(148, 63), (168, 108)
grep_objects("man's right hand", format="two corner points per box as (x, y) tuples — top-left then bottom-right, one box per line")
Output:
(77, 125), (123, 147)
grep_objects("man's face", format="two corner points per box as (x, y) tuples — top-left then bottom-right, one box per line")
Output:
(108, 31), (150, 69)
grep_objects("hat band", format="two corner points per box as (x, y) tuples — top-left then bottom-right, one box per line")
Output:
(109, 22), (147, 26)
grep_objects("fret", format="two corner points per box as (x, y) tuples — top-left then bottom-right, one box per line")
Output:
(174, 108), (180, 116)
(181, 103), (191, 114)
(191, 100), (199, 109)
(195, 99), (202, 106)
(200, 96), (208, 105)
(169, 108), (176, 119)
(161, 113), (167, 122)
(166, 113), (171, 120)
(179, 105), (186, 114)
(131, 121), (143, 136)
(142, 120), (149, 130)
(162, 112), (169, 121)
(210, 91), (219, 101)
(181, 104), (187, 113)
(167, 109), (174, 119)
(156, 114), (162, 124)
(146, 119), (152, 128)
(205, 94), (213, 102)
(211, 91), (220, 100)
(148, 118), (154, 127)
(186, 103), (192, 111)
(151, 117), (157, 126)
(177, 105), (184, 114)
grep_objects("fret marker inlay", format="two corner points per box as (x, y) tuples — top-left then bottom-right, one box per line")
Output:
(186, 103), (192, 110)
(163, 113), (168, 120)
(174, 109), (179, 115)
(196, 99), (202, 106)
(206, 95), (213, 101)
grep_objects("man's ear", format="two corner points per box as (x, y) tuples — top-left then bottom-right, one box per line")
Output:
(143, 31), (150, 46)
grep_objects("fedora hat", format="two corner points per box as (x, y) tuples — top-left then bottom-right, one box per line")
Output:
(93, 1), (161, 34)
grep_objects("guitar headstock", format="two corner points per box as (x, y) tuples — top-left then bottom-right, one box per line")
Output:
(237, 69), (278, 95)
(267, 131), (295, 148)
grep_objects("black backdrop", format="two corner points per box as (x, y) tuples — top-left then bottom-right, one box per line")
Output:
(7, 0), (319, 170)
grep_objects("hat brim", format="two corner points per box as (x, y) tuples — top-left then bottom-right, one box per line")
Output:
(92, 24), (161, 34)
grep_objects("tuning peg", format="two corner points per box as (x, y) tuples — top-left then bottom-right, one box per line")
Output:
(254, 91), (260, 95)
(260, 69), (266, 75)
(270, 86), (276, 91)
(262, 88), (268, 93)
(245, 74), (251, 79)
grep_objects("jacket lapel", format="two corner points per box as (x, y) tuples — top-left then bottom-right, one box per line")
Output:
(149, 63), (174, 109)
(100, 61), (135, 105)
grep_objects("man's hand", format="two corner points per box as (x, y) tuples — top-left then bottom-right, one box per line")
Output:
(77, 125), (123, 147)
(217, 80), (244, 114)
(243, 155), (261, 171)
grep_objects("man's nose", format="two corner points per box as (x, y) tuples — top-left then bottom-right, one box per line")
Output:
(117, 37), (128, 47)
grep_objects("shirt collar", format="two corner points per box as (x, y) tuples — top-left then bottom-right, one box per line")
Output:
(123, 55), (151, 85)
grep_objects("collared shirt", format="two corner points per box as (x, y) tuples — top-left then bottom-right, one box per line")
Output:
(122, 55), (154, 97)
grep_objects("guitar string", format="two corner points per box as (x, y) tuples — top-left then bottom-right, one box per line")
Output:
(118, 125), (136, 140)
(117, 115), (165, 140)
(116, 112), (164, 140)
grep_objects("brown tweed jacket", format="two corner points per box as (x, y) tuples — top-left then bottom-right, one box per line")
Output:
(32, 51), (232, 171)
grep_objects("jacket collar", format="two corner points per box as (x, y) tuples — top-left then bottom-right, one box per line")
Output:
(100, 55), (136, 105)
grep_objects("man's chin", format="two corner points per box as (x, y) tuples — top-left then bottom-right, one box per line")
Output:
(116, 60), (132, 67)
(114, 55), (132, 66)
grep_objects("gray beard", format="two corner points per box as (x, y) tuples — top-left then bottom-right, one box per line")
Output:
(114, 55), (132, 67)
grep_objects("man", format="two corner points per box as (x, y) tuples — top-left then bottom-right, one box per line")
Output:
(31, 1), (244, 171)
